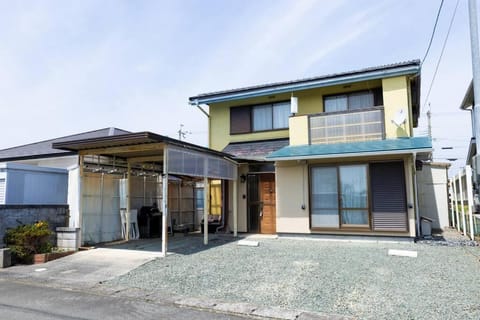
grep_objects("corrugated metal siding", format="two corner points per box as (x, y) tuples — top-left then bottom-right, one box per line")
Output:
(1, 164), (68, 205)
(370, 162), (408, 231)
(0, 178), (5, 204)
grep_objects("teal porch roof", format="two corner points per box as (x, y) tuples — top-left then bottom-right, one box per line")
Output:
(266, 137), (432, 161)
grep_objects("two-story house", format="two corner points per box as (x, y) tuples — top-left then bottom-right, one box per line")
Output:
(189, 60), (432, 238)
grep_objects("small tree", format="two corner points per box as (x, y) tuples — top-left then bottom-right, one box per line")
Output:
(4, 221), (53, 262)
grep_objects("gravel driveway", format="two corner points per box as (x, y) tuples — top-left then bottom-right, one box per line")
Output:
(110, 235), (480, 320)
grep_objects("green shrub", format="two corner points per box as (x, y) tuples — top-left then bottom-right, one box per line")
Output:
(4, 221), (53, 262)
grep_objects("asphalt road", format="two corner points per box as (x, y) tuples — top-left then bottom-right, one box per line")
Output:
(0, 279), (248, 320)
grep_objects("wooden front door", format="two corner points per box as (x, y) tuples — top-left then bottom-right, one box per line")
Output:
(259, 173), (276, 234)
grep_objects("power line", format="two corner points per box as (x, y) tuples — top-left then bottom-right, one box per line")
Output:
(422, 0), (460, 109)
(421, 0), (445, 66)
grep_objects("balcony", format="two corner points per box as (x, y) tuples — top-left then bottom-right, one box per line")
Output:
(309, 107), (385, 145)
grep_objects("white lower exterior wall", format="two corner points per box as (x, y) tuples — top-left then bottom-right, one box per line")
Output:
(67, 167), (80, 228)
(274, 156), (417, 237)
(276, 162), (310, 233)
(416, 163), (450, 230)
(229, 164), (248, 233)
(18, 156), (78, 170)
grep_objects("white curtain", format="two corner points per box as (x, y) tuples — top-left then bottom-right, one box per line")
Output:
(253, 105), (272, 131)
(324, 95), (347, 112)
(311, 167), (339, 228)
(339, 165), (368, 225)
(348, 92), (374, 110)
(273, 102), (290, 129)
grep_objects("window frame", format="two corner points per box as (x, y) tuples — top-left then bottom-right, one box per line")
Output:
(309, 163), (370, 231)
(323, 88), (383, 113)
(309, 160), (408, 232)
(229, 100), (291, 135)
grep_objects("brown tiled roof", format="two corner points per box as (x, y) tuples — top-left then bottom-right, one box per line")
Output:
(222, 139), (289, 161)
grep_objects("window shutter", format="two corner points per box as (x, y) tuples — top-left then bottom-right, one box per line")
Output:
(230, 106), (251, 134)
(373, 87), (384, 106)
(370, 162), (408, 231)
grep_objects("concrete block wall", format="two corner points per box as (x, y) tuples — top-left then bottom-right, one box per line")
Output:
(56, 227), (80, 251)
(0, 205), (69, 244)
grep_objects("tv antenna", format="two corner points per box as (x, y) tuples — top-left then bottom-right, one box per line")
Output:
(177, 124), (191, 141)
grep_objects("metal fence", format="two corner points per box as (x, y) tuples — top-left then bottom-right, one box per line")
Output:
(449, 165), (479, 240)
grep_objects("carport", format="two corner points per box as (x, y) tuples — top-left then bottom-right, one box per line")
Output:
(53, 132), (238, 257)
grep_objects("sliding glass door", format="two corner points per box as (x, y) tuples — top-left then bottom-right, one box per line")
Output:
(311, 167), (339, 228)
(339, 165), (369, 227)
(311, 165), (369, 229)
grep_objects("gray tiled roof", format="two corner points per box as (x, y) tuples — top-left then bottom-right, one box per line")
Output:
(0, 127), (131, 161)
(222, 139), (289, 161)
(189, 60), (420, 101)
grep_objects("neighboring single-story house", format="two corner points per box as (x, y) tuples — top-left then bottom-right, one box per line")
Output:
(0, 127), (131, 232)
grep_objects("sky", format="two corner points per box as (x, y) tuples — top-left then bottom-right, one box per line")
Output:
(0, 0), (474, 176)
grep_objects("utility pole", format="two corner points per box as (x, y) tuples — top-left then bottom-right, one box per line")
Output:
(469, 0), (480, 211)
(469, 0), (480, 149)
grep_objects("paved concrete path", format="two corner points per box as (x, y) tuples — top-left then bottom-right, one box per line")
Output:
(0, 248), (160, 288)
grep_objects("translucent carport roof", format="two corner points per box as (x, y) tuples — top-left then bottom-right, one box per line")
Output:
(52, 131), (238, 180)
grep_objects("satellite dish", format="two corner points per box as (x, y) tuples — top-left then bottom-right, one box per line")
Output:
(392, 109), (406, 126)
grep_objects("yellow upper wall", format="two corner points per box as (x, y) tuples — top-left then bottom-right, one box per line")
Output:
(382, 76), (412, 138)
(209, 77), (412, 151)
(209, 95), (291, 151)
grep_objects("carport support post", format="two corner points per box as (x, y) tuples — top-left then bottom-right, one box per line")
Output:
(161, 149), (169, 257)
(78, 154), (84, 246)
(161, 173), (168, 257)
(204, 176), (209, 245)
(126, 163), (131, 241)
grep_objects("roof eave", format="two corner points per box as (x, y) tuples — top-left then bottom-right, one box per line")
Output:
(266, 147), (433, 162)
(189, 65), (421, 105)
(52, 131), (234, 160)
(0, 152), (77, 162)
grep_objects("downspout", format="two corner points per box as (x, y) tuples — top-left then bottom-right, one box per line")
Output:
(413, 152), (421, 238)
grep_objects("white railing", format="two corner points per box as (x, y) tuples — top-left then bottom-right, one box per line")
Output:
(309, 107), (384, 145)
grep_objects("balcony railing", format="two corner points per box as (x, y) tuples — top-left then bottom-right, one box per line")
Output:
(309, 107), (384, 145)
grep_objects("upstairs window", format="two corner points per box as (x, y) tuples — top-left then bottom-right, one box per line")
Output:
(324, 89), (383, 113)
(230, 101), (290, 134)
(253, 102), (290, 131)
